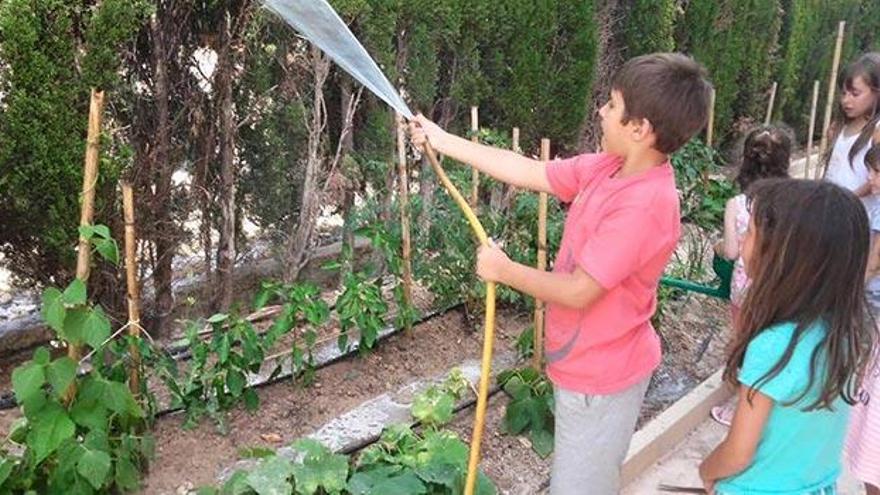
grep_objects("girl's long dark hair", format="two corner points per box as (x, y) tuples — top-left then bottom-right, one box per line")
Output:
(724, 179), (876, 410)
(735, 125), (791, 191)
(827, 54), (880, 169)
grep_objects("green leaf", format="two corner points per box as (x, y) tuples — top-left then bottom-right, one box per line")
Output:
(348, 468), (426, 495)
(243, 388), (260, 412)
(92, 224), (111, 239)
(289, 442), (349, 495)
(115, 456), (141, 491)
(62, 279), (87, 306)
(94, 238), (119, 265)
(27, 401), (75, 463)
(0, 458), (13, 486)
(77, 448), (112, 489)
(246, 455), (294, 495)
(103, 379), (144, 417)
(8, 417), (29, 443)
(34, 347), (51, 366)
(238, 446), (277, 459)
(207, 313), (229, 324)
(63, 306), (111, 349)
(227, 370), (246, 397)
(79, 225), (96, 240)
(530, 428), (554, 458)
(46, 357), (77, 398)
(253, 286), (274, 311)
(42, 287), (66, 332)
(12, 360), (45, 407)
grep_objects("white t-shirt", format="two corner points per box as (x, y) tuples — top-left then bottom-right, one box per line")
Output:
(825, 130), (870, 192)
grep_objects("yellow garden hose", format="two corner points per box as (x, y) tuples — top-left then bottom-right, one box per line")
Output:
(421, 143), (496, 495)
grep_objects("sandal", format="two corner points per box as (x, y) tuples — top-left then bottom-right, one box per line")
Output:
(711, 403), (735, 427)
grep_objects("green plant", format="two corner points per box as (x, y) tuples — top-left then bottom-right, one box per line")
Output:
(336, 271), (389, 355)
(410, 368), (470, 428)
(670, 139), (736, 230)
(1, 251), (153, 493)
(254, 281), (331, 384)
(497, 367), (554, 458)
(160, 314), (264, 432)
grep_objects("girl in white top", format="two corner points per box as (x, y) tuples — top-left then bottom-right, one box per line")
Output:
(824, 53), (880, 197)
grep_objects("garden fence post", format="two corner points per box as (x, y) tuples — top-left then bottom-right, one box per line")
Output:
(396, 113), (414, 331)
(817, 21), (846, 180)
(64, 88), (105, 402)
(806, 80), (820, 179)
(122, 183), (143, 396)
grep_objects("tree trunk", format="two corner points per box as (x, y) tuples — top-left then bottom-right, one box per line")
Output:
(338, 78), (357, 282)
(150, 13), (175, 334)
(284, 46), (330, 282)
(214, 11), (237, 311)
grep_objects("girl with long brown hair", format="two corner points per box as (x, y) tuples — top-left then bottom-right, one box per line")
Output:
(699, 179), (876, 495)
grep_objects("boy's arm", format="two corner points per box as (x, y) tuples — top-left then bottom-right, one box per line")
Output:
(477, 244), (605, 309)
(699, 386), (772, 489)
(408, 115), (554, 194)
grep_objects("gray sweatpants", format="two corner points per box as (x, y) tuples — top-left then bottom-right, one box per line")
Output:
(550, 377), (650, 495)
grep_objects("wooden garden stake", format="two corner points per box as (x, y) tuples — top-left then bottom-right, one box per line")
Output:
(396, 113), (414, 330)
(122, 183), (143, 395)
(470, 106), (479, 207)
(533, 139), (550, 370)
(64, 89), (105, 402)
(806, 80), (820, 179)
(512, 128), (521, 154)
(764, 81), (777, 125)
(817, 21), (846, 180)
(706, 87), (716, 147)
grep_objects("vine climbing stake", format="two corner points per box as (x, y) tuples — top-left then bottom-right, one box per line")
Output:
(264, 1), (497, 493)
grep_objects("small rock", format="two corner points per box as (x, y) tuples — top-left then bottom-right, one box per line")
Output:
(261, 433), (282, 443)
(176, 481), (194, 495)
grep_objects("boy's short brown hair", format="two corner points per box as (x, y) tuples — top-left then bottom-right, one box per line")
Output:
(612, 53), (712, 154)
(866, 144), (880, 172)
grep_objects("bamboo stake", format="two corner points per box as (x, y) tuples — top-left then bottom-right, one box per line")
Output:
(396, 113), (414, 331)
(420, 142), (495, 495)
(533, 139), (549, 370)
(512, 128), (520, 154)
(806, 80), (820, 179)
(817, 21), (846, 180)
(470, 106), (479, 207)
(122, 183), (143, 395)
(64, 89), (105, 402)
(706, 88), (716, 147)
(764, 81), (777, 125)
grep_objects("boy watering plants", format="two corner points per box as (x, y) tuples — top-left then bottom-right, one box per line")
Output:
(408, 52), (712, 494)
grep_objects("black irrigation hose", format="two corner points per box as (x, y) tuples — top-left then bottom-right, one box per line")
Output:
(0, 302), (464, 413)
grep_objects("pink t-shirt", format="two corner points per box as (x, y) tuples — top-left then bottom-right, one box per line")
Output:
(544, 152), (681, 395)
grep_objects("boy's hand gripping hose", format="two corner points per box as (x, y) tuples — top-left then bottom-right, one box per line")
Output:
(261, 2), (497, 491)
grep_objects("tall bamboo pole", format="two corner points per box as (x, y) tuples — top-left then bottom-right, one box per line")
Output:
(533, 139), (550, 370)
(396, 114), (413, 330)
(65, 89), (105, 402)
(764, 81), (778, 125)
(817, 21), (846, 180)
(470, 106), (479, 207)
(706, 88), (716, 147)
(806, 80), (820, 179)
(122, 183), (143, 395)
